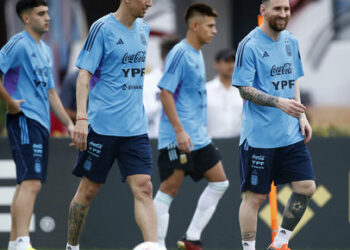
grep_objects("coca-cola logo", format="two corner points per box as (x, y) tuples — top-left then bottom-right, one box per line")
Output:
(270, 63), (292, 76)
(122, 51), (146, 64)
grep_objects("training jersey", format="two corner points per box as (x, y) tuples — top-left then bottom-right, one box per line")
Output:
(76, 13), (150, 136)
(158, 39), (211, 150)
(0, 31), (55, 132)
(232, 27), (304, 148)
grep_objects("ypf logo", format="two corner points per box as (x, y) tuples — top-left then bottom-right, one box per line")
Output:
(258, 185), (332, 238)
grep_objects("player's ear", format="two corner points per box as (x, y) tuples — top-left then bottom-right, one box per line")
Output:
(260, 4), (266, 16)
(192, 19), (200, 32)
(22, 13), (30, 24)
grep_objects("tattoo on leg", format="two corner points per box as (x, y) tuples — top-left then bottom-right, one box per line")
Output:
(281, 192), (309, 231)
(67, 202), (89, 245)
(241, 231), (256, 241)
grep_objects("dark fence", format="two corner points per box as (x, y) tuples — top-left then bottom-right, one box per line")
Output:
(0, 137), (349, 249)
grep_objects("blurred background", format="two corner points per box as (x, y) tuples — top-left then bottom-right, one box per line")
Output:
(0, 0), (350, 249)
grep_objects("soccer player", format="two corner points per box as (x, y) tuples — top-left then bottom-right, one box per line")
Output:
(65, 0), (156, 249)
(143, 37), (179, 138)
(0, 1), (74, 250)
(232, 0), (316, 249)
(154, 3), (229, 250)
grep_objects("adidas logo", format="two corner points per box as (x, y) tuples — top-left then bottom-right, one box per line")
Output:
(116, 38), (124, 45)
(263, 51), (269, 58)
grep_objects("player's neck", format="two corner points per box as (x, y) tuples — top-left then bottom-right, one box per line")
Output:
(24, 27), (43, 44)
(219, 75), (232, 89)
(185, 32), (203, 51)
(260, 23), (281, 42)
(114, 7), (136, 30)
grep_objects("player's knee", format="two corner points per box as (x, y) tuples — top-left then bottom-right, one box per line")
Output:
(159, 182), (179, 197)
(21, 180), (42, 195)
(245, 192), (266, 208)
(133, 179), (153, 200)
(82, 185), (100, 202)
(293, 180), (316, 197)
(305, 181), (316, 197)
(208, 180), (229, 193)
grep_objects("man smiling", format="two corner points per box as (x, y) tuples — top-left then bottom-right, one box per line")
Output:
(232, 0), (316, 249)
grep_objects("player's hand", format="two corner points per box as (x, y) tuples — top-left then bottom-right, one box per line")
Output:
(7, 99), (24, 114)
(277, 98), (306, 118)
(176, 130), (193, 153)
(72, 120), (88, 151)
(66, 122), (75, 138)
(299, 113), (312, 143)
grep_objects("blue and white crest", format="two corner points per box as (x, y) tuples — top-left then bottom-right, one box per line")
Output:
(34, 161), (41, 173)
(83, 160), (92, 171)
(285, 38), (292, 57)
(140, 32), (147, 46)
(250, 174), (258, 186)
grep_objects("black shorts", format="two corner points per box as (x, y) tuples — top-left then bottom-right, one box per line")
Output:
(158, 143), (221, 182)
(73, 128), (152, 183)
(239, 140), (314, 194)
(6, 113), (49, 184)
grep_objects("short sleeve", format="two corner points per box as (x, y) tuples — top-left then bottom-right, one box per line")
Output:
(158, 48), (185, 93)
(294, 40), (304, 80)
(47, 47), (55, 89)
(0, 36), (24, 75)
(232, 41), (256, 87)
(75, 21), (105, 74)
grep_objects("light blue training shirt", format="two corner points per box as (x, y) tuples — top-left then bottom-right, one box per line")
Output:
(232, 27), (304, 148)
(76, 13), (150, 136)
(0, 31), (55, 132)
(158, 39), (211, 150)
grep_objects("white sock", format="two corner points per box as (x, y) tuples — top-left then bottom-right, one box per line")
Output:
(66, 243), (80, 250)
(273, 227), (292, 248)
(16, 236), (30, 250)
(242, 240), (255, 250)
(8, 241), (17, 250)
(154, 190), (174, 248)
(185, 181), (229, 240)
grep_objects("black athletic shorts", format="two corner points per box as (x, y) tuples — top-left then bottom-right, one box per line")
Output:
(157, 143), (221, 182)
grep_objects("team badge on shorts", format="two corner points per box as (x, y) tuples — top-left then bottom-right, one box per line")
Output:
(251, 174), (258, 186)
(179, 153), (188, 165)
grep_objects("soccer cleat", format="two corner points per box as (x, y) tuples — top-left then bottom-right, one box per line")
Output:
(267, 243), (291, 250)
(177, 236), (202, 250)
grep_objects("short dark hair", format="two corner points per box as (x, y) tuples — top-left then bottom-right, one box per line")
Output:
(16, 0), (47, 19)
(160, 37), (179, 60)
(215, 48), (236, 62)
(184, 3), (218, 25)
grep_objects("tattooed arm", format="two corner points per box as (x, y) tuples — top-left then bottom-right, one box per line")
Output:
(238, 86), (306, 118)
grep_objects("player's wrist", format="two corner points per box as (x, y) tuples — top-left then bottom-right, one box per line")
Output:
(76, 114), (87, 121)
(76, 118), (87, 121)
(175, 127), (185, 134)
